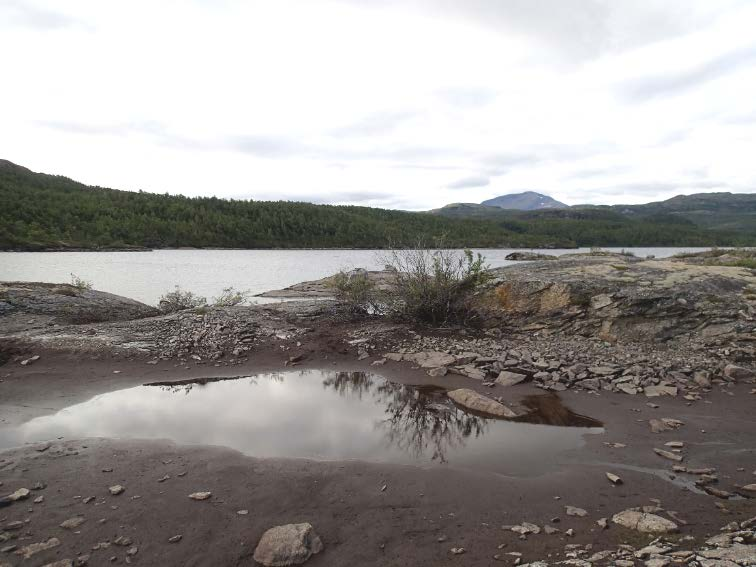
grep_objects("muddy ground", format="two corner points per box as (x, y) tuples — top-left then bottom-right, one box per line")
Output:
(0, 337), (754, 566)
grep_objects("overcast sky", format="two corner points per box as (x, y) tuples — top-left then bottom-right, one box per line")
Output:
(2, 0), (755, 210)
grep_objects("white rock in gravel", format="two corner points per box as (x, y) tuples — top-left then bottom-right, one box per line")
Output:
(108, 485), (125, 496)
(654, 448), (683, 462)
(59, 516), (86, 529)
(7, 488), (30, 501)
(565, 505), (588, 517)
(612, 510), (678, 534)
(644, 385), (678, 397)
(606, 472), (623, 485)
(15, 537), (61, 559)
(447, 389), (517, 418)
(188, 492), (212, 501)
(253, 523), (323, 566)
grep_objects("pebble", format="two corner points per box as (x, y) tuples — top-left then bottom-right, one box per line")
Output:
(188, 492), (212, 501)
(168, 535), (182, 543)
(108, 485), (125, 496)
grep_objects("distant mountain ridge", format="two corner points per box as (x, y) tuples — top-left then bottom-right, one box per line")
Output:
(481, 191), (568, 210)
(434, 191), (756, 239)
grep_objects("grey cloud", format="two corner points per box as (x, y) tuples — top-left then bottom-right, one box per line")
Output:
(339, 0), (711, 62)
(1, 0), (82, 29)
(332, 110), (420, 137)
(435, 87), (498, 108)
(621, 45), (756, 101)
(579, 180), (732, 202)
(229, 135), (310, 159)
(482, 143), (612, 176)
(446, 175), (490, 189)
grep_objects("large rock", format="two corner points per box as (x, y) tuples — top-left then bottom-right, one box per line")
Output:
(0, 281), (159, 325)
(403, 351), (457, 368)
(723, 364), (756, 381)
(611, 510), (678, 534)
(253, 523), (323, 566)
(496, 371), (527, 387)
(447, 389), (517, 418)
(698, 544), (756, 566)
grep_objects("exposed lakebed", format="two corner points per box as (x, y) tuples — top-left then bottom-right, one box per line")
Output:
(0, 370), (603, 475)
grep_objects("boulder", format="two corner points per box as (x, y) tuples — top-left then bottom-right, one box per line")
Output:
(496, 371), (527, 387)
(404, 351), (457, 368)
(644, 385), (678, 397)
(698, 544), (756, 566)
(612, 510), (678, 534)
(253, 523), (323, 566)
(447, 389), (517, 418)
(723, 364), (756, 381)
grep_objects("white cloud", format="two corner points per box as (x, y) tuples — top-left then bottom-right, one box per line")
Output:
(1, 0), (755, 210)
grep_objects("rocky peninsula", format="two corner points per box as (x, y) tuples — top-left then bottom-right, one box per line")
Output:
(0, 251), (754, 566)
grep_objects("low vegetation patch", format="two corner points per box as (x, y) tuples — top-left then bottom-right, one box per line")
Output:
(70, 273), (92, 290)
(332, 270), (377, 314)
(158, 286), (207, 313)
(212, 286), (251, 307)
(375, 246), (490, 325)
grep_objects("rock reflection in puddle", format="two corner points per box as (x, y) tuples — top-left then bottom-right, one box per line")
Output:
(1, 371), (603, 476)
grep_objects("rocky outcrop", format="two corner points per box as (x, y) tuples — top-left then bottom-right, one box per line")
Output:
(257, 269), (396, 298)
(504, 251), (558, 261)
(0, 281), (159, 327)
(253, 523), (323, 566)
(477, 255), (756, 343)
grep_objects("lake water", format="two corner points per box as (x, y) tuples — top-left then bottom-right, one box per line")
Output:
(0, 371), (603, 476)
(0, 247), (711, 306)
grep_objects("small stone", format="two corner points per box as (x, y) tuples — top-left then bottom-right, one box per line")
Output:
(597, 518), (608, 529)
(113, 536), (132, 546)
(450, 548), (465, 555)
(654, 448), (683, 462)
(606, 472), (623, 485)
(108, 485), (125, 495)
(237, 509), (249, 515)
(188, 492), (212, 501)
(15, 537), (61, 559)
(8, 488), (30, 501)
(565, 506), (587, 517)
(60, 516), (86, 529)
(168, 535), (182, 543)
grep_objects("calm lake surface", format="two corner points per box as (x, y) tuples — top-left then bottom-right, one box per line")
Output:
(0, 371), (603, 476)
(0, 247), (712, 306)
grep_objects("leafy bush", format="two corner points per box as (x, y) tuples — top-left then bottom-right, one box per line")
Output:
(158, 286), (207, 313)
(381, 246), (490, 325)
(332, 269), (377, 313)
(212, 286), (251, 307)
(70, 273), (93, 290)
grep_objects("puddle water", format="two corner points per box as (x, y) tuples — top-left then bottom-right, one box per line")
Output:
(0, 371), (603, 476)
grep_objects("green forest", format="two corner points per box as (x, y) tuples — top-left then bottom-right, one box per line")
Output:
(1, 160), (753, 250)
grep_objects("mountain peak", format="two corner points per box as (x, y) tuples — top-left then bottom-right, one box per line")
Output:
(481, 191), (568, 210)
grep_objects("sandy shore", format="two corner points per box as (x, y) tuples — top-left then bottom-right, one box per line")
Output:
(0, 346), (754, 566)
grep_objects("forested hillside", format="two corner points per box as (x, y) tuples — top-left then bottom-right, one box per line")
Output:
(0, 161), (545, 250)
(3, 160), (754, 250)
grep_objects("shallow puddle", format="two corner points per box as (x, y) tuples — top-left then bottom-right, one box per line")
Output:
(0, 371), (603, 476)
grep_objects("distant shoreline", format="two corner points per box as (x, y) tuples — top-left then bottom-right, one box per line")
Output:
(0, 245), (584, 253)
